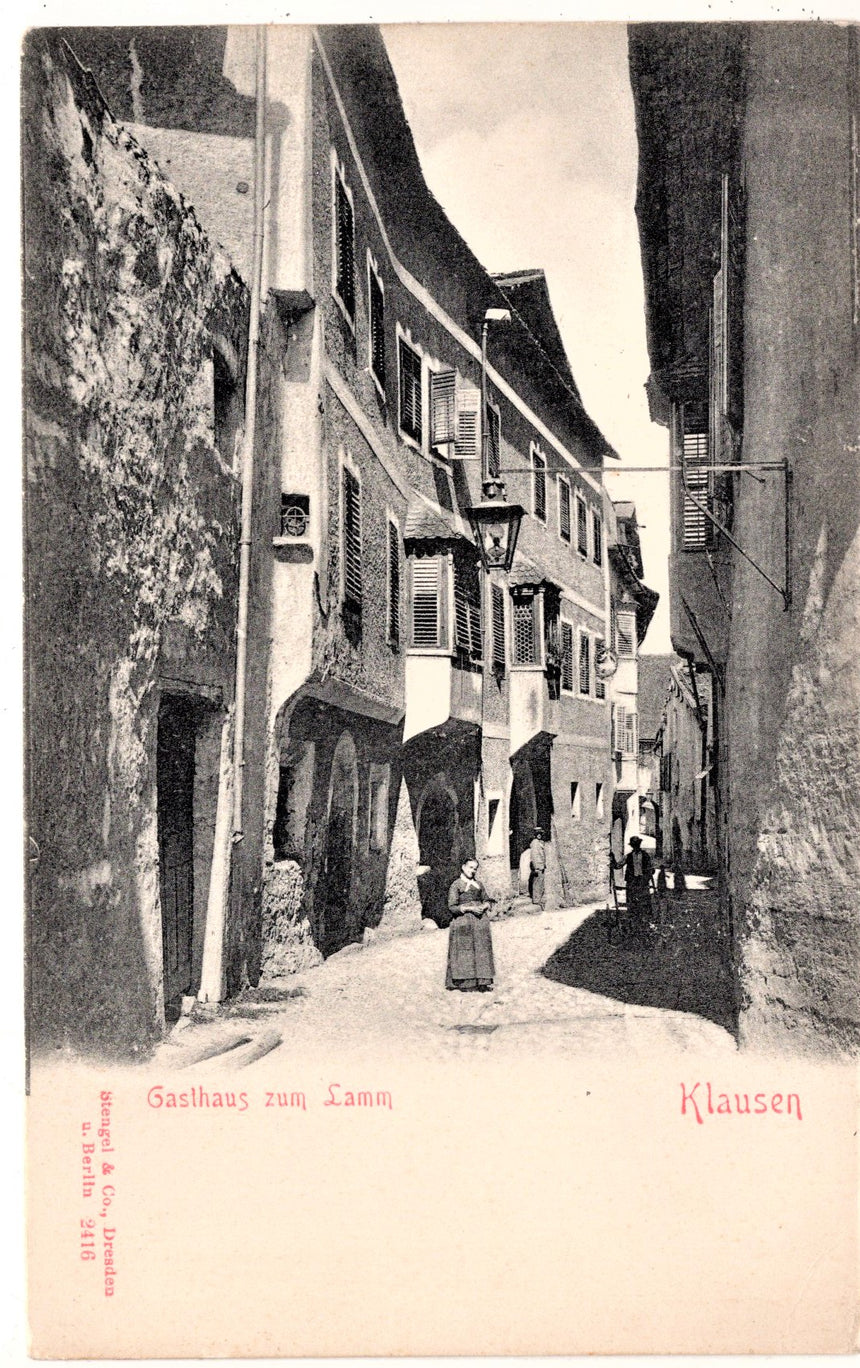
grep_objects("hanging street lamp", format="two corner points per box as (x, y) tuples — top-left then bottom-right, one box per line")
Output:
(466, 308), (524, 572)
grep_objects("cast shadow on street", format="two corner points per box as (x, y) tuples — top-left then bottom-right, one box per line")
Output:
(541, 890), (737, 1036)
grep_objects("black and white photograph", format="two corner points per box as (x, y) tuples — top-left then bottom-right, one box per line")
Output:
(20, 9), (859, 1356)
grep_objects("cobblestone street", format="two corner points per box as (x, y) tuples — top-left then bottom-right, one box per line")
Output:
(154, 887), (736, 1070)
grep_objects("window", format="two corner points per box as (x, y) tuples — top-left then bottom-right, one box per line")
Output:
(625, 710), (638, 755)
(616, 610), (636, 658)
(576, 494), (588, 556)
(532, 446), (547, 523)
(453, 555), (483, 662)
(560, 620), (574, 693)
(682, 424), (714, 551)
(332, 159), (355, 322)
(512, 591), (540, 665)
(594, 636), (606, 700)
(368, 763), (390, 851)
(570, 781), (581, 821)
(558, 477), (571, 543)
(410, 556), (442, 648)
(491, 583), (506, 671)
(595, 782), (605, 819)
(487, 402), (501, 479)
(398, 336), (423, 444)
(368, 258), (385, 389)
(613, 705), (637, 755)
(578, 631), (591, 696)
(387, 519), (400, 646)
(342, 465), (362, 611)
(592, 509), (603, 566)
(430, 369), (456, 447)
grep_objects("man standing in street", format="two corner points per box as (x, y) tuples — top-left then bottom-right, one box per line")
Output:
(528, 826), (547, 910)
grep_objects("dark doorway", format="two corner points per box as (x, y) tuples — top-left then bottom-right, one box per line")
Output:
(418, 784), (458, 924)
(157, 695), (198, 1020)
(509, 762), (537, 880)
(321, 735), (357, 956)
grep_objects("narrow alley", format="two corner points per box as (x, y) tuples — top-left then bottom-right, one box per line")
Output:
(153, 889), (735, 1069)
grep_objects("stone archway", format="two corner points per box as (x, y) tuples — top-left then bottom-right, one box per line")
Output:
(321, 730), (359, 955)
(416, 777), (460, 925)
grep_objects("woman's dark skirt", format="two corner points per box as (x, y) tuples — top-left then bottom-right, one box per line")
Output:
(446, 912), (495, 991)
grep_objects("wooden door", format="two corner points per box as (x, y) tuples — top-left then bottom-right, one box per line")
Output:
(157, 696), (196, 1015)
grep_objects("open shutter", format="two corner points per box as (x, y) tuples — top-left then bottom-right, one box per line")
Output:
(592, 510), (603, 566)
(454, 387), (481, 460)
(578, 632), (590, 695)
(559, 480), (571, 542)
(491, 584), (506, 669)
(561, 621), (574, 693)
(369, 270), (385, 386)
(411, 557), (440, 647)
(682, 426), (712, 550)
(430, 370), (456, 447)
(399, 339), (423, 442)
(624, 711), (637, 755)
(613, 704), (626, 753)
(595, 637), (606, 699)
(387, 520), (400, 643)
(532, 449), (547, 521)
(487, 405), (501, 478)
(577, 496), (588, 555)
(335, 177), (355, 318)
(453, 557), (482, 659)
(342, 468), (362, 608)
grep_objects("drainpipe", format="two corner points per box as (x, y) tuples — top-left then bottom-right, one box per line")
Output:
(232, 25), (267, 840)
(198, 27), (267, 1004)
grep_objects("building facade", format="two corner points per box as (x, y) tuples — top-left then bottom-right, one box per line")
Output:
(630, 22), (860, 1054)
(27, 25), (638, 1053)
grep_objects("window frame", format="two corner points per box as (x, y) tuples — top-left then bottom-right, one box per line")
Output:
(560, 617), (575, 694)
(575, 491), (589, 558)
(577, 627), (592, 698)
(511, 588), (544, 667)
(409, 553), (446, 652)
(616, 608), (637, 660)
(367, 251), (386, 397)
(339, 453), (363, 615)
(386, 514), (401, 648)
(592, 508), (603, 566)
(330, 149), (356, 330)
(593, 633), (607, 700)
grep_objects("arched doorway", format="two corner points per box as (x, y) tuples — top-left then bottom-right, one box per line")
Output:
(416, 780), (459, 924)
(509, 761), (537, 888)
(321, 731), (358, 955)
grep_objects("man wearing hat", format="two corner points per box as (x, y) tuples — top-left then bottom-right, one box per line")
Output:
(623, 835), (654, 929)
(528, 826), (547, 910)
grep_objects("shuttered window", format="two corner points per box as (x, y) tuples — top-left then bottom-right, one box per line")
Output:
(594, 636), (606, 700)
(576, 495), (588, 556)
(411, 557), (441, 647)
(682, 428), (713, 550)
(369, 265), (385, 388)
(578, 632), (591, 695)
(455, 387), (481, 460)
(491, 584), (506, 670)
(532, 448), (547, 522)
(560, 620), (574, 693)
(387, 519), (400, 645)
(487, 404), (501, 478)
(430, 369), (456, 447)
(399, 338), (423, 443)
(558, 478), (571, 543)
(625, 711), (638, 755)
(616, 610), (636, 658)
(342, 467), (362, 609)
(334, 169), (355, 321)
(453, 556), (483, 661)
(592, 510), (603, 566)
(613, 703), (625, 753)
(512, 592), (538, 665)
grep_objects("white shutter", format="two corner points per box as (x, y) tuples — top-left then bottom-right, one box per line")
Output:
(454, 387), (481, 460)
(430, 370), (456, 447)
(614, 704), (626, 753)
(411, 558), (440, 647)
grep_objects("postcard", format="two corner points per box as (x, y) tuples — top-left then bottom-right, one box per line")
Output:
(21, 7), (859, 1358)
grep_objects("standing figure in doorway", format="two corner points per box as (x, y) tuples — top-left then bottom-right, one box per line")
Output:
(624, 835), (654, 930)
(445, 858), (495, 992)
(528, 826), (547, 910)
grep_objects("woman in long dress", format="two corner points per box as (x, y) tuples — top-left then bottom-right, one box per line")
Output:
(445, 858), (495, 992)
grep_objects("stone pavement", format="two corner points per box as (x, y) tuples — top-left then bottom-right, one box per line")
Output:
(153, 892), (737, 1070)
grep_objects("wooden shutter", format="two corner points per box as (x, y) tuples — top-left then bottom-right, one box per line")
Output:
(613, 703), (626, 753)
(532, 450), (547, 522)
(561, 620), (574, 692)
(399, 339), (423, 442)
(592, 510), (603, 566)
(411, 557), (440, 647)
(369, 269), (385, 386)
(430, 370), (456, 447)
(578, 632), (590, 695)
(624, 711), (637, 755)
(577, 496), (588, 555)
(682, 426), (713, 550)
(487, 405), (501, 478)
(491, 584), (506, 669)
(595, 637), (606, 700)
(453, 557), (482, 659)
(454, 387), (481, 460)
(342, 467), (362, 608)
(559, 480), (571, 542)
(335, 176), (355, 318)
(387, 520), (400, 643)
(616, 611), (635, 657)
